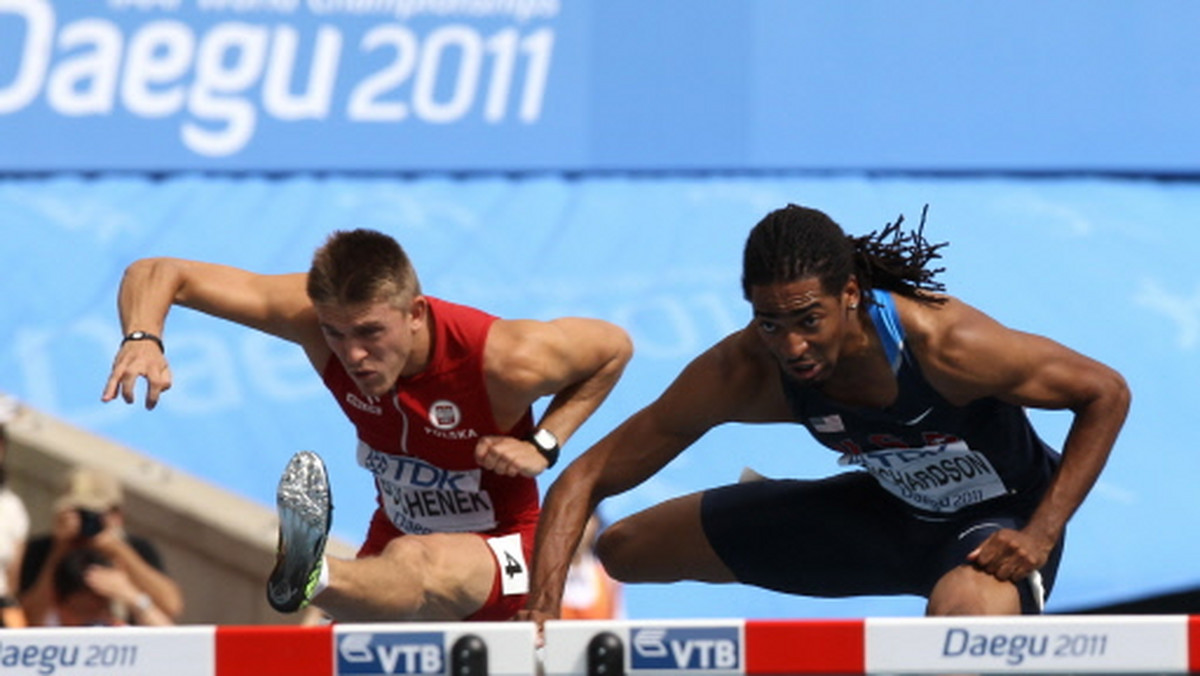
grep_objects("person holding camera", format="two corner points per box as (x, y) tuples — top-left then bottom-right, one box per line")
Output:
(18, 467), (183, 626)
(50, 548), (174, 627)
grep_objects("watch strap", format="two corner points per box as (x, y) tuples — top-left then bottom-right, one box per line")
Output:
(122, 330), (165, 354)
(528, 428), (560, 469)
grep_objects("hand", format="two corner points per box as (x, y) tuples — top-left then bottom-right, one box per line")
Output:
(83, 565), (142, 605)
(475, 435), (549, 478)
(88, 523), (125, 556)
(102, 341), (172, 410)
(513, 608), (556, 647)
(966, 527), (1054, 582)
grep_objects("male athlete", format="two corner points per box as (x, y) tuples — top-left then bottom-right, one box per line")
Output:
(103, 228), (632, 621)
(523, 205), (1129, 619)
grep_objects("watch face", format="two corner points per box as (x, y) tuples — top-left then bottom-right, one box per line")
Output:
(532, 428), (558, 451)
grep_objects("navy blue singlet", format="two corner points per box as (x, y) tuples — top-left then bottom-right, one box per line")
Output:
(781, 290), (1061, 518)
(699, 291), (1065, 613)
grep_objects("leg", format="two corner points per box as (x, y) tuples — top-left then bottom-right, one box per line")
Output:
(268, 451), (517, 621)
(596, 491), (736, 583)
(925, 517), (1063, 615)
(316, 532), (498, 621)
(926, 565), (1021, 615)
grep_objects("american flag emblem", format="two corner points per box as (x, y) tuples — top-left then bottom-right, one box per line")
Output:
(809, 414), (844, 433)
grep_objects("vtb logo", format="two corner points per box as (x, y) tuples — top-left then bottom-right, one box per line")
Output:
(630, 626), (740, 671)
(337, 631), (445, 674)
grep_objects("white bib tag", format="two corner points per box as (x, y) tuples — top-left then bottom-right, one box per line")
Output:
(486, 533), (529, 596)
(840, 441), (1009, 513)
(358, 441), (498, 534)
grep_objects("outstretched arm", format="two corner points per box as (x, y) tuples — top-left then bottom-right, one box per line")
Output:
(101, 257), (323, 409)
(520, 328), (790, 621)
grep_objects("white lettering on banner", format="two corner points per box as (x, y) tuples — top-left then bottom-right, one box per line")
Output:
(338, 631), (445, 675)
(108, 0), (184, 10)
(840, 442), (1008, 513)
(630, 626), (741, 671)
(0, 627), (213, 676)
(305, 0), (561, 23)
(867, 617), (1190, 673)
(357, 441), (497, 534)
(0, 0), (53, 113)
(196, 0), (298, 12)
(0, 0), (557, 156)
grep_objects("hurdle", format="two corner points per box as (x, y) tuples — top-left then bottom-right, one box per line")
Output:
(2, 615), (1198, 675)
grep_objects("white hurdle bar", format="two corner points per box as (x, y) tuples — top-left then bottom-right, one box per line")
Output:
(1, 615), (1198, 675)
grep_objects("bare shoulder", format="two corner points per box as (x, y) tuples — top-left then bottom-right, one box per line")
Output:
(484, 315), (624, 362)
(894, 293), (997, 353)
(482, 316), (631, 390)
(892, 293), (999, 389)
(893, 292), (1101, 406)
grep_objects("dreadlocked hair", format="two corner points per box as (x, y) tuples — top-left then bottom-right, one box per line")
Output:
(850, 204), (948, 304)
(741, 204), (948, 305)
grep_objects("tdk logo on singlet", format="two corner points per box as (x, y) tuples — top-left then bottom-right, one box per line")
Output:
(630, 626), (740, 671)
(337, 631), (444, 674)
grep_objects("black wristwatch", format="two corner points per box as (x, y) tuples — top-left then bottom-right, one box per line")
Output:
(528, 428), (560, 469)
(122, 330), (165, 354)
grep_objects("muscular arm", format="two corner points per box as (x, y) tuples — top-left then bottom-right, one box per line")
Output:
(522, 328), (791, 619)
(476, 317), (633, 477)
(101, 257), (326, 409)
(905, 296), (1130, 580)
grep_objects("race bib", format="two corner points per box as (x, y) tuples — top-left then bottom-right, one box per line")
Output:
(486, 533), (529, 596)
(839, 441), (1009, 513)
(358, 441), (498, 534)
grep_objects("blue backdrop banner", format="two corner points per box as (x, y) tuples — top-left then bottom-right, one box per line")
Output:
(3, 174), (1197, 618)
(2, 0), (1199, 172)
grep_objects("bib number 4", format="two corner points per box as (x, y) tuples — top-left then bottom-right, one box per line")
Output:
(486, 533), (530, 596)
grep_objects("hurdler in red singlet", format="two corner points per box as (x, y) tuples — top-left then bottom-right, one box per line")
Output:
(323, 297), (539, 620)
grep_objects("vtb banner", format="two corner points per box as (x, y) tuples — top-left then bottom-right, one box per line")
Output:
(0, 0), (584, 170)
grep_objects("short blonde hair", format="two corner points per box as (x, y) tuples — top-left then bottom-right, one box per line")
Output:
(307, 229), (421, 308)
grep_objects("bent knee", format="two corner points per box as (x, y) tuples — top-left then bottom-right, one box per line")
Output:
(594, 519), (641, 582)
(927, 565), (1021, 616)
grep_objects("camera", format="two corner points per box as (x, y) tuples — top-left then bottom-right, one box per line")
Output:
(77, 509), (105, 538)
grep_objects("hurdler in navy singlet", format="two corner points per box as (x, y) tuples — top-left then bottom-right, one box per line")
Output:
(782, 290), (1061, 517)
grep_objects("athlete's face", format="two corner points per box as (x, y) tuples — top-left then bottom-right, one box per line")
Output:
(749, 276), (859, 386)
(316, 296), (428, 397)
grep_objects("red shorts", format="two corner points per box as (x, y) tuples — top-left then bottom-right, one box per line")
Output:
(357, 509), (536, 621)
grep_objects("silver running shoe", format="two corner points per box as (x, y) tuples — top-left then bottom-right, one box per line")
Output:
(267, 450), (332, 613)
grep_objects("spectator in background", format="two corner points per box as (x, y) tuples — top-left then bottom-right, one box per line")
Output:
(560, 512), (622, 620)
(19, 467), (183, 625)
(0, 394), (30, 628)
(51, 548), (173, 627)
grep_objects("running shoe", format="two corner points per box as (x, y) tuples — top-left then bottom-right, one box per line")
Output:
(267, 450), (332, 613)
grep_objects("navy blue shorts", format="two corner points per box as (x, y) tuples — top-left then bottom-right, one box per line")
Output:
(700, 471), (1063, 614)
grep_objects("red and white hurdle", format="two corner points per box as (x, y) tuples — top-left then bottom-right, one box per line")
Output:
(2, 615), (1198, 675)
